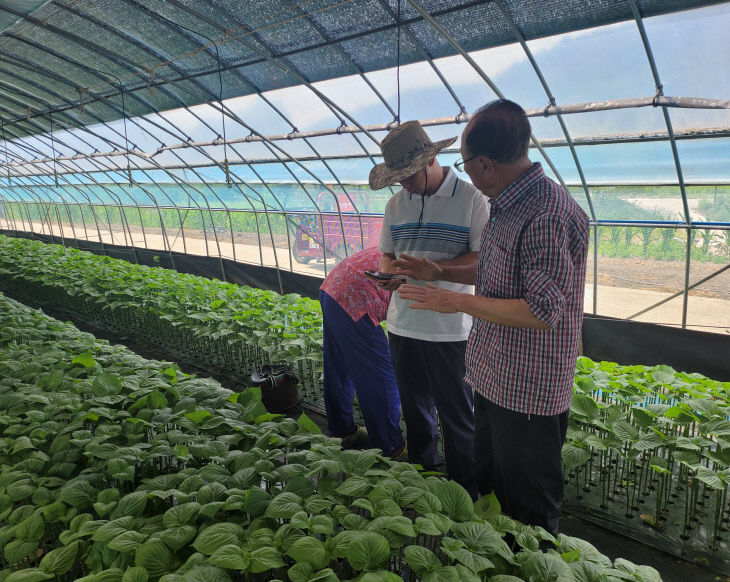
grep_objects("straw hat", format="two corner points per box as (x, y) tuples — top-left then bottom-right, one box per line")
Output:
(368, 121), (457, 190)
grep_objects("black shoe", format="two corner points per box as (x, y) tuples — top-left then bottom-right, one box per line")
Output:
(341, 426), (369, 449)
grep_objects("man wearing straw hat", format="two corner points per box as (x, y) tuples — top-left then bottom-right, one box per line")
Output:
(369, 120), (489, 495)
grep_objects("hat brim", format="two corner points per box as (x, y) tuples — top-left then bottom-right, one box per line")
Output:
(368, 136), (457, 190)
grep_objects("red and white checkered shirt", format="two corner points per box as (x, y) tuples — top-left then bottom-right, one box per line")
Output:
(465, 163), (589, 416)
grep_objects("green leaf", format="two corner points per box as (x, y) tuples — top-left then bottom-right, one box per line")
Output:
(243, 487), (271, 517)
(473, 492), (501, 522)
(287, 562), (313, 582)
(452, 522), (511, 560)
(135, 540), (175, 578)
(122, 567), (149, 582)
(12, 436), (35, 455)
(159, 525), (197, 551)
(208, 544), (250, 570)
(346, 531), (390, 571)
(309, 515), (335, 536)
(515, 550), (576, 582)
(112, 492), (148, 518)
(4, 539), (38, 565)
(297, 413), (321, 434)
(184, 410), (212, 424)
(265, 492), (303, 519)
(404, 545), (441, 574)
(612, 558), (662, 582)
(72, 352), (97, 368)
(414, 517), (442, 536)
(413, 492), (442, 515)
(60, 480), (98, 509)
(193, 522), (244, 555)
(287, 536), (329, 570)
(4, 569), (53, 582)
(561, 549), (581, 563)
(611, 420), (639, 443)
(39, 541), (78, 575)
(163, 502), (201, 528)
(433, 481), (473, 521)
(382, 516), (416, 537)
(93, 517), (135, 543)
(562, 444), (592, 470)
(250, 546), (286, 573)
(108, 530), (148, 553)
(515, 532), (540, 552)
(93, 372), (123, 396)
(335, 476), (371, 497)
(16, 511), (45, 542)
(570, 393), (599, 420)
(449, 548), (493, 573)
(695, 466), (725, 490)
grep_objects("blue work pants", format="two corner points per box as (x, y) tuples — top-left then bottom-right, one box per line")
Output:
(320, 291), (404, 455)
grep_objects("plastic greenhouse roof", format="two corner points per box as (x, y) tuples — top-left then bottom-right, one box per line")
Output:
(0, 0), (727, 224)
(0, 0), (724, 138)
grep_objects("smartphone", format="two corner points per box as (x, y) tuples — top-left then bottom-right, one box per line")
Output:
(364, 270), (406, 282)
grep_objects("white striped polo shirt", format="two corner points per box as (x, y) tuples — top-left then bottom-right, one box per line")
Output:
(379, 168), (490, 342)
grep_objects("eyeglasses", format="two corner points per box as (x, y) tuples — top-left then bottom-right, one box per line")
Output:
(453, 154), (479, 172)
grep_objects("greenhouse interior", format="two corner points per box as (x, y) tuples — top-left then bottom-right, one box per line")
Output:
(0, 0), (729, 580)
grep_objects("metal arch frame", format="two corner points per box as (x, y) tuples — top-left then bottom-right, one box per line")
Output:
(60, 0), (233, 273)
(126, 2), (301, 282)
(22, 2), (232, 269)
(5, 109), (146, 252)
(4, 128), (136, 252)
(287, 0), (401, 120)
(493, 0), (599, 314)
(628, 0), (693, 329)
(0, 92), (173, 259)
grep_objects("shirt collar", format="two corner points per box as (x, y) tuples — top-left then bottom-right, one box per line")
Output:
(492, 162), (543, 211)
(405, 167), (457, 199)
(431, 167), (458, 198)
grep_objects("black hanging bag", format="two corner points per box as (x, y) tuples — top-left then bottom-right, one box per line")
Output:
(250, 364), (300, 413)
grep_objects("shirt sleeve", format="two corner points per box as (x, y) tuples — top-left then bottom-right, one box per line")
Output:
(520, 213), (575, 328)
(469, 192), (490, 251)
(378, 197), (394, 254)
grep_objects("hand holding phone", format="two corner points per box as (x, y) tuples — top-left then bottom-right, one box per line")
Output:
(364, 270), (406, 283)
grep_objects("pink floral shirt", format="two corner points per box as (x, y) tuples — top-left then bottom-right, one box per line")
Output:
(320, 247), (392, 325)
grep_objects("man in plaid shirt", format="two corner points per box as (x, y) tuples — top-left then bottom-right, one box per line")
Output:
(396, 99), (589, 535)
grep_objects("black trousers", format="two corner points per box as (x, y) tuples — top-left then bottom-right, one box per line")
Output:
(388, 333), (476, 497)
(474, 394), (569, 535)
